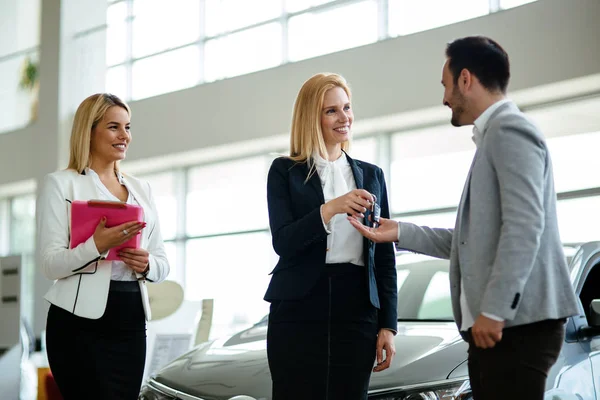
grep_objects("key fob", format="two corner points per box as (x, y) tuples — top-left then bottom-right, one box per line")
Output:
(372, 202), (381, 228)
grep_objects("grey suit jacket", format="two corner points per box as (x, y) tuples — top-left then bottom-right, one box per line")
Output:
(398, 102), (579, 329)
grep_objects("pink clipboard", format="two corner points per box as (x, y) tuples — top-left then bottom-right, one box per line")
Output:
(70, 200), (144, 261)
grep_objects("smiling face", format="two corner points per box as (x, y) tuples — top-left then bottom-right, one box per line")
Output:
(90, 106), (131, 165)
(320, 86), (353, 150)
(442, 59), (469, 127)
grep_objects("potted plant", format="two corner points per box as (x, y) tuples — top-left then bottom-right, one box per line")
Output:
(19, 56), (39, 121)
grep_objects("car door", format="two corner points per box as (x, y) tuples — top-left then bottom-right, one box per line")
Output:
(573, 244), (600, 400)
(551, 242), (600, 400)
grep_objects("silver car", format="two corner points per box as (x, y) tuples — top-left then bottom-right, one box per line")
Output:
(139, 242), (600, 400)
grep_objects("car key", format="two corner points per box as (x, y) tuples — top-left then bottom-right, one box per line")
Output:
(371, 195), (381, 228)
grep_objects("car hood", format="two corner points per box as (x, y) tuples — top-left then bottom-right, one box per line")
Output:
(153, 321), (468, 400)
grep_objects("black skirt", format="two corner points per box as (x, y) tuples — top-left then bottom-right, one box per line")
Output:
(267, 263), (378, 400)
(46, 281), (146, 400)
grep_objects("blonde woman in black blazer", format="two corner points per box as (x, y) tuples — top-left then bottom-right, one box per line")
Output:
(265, 73), (397, 400)
(36, 93), (170, 399)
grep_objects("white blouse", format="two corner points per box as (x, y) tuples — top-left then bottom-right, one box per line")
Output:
(313, 152), (365, 266)
(87, 168), (140, 281)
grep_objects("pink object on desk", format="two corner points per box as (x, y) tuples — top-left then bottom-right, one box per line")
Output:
(70, 200), (144, 261)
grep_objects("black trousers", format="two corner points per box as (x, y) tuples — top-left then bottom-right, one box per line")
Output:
(465, 318), (566, 400)
(267, 263), (378, 400)
(46, 281), (146, 400)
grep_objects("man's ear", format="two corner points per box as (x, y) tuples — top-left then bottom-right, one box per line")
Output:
(458, 68), (472, 92)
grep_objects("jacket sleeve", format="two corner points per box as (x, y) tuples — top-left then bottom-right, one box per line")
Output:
(143, 181), (170, 283)
(267, 159), (328, 258)
(480, 121), (546, 320)
(36, 174), (105, 280)
(374, 168), (398, 331)
(396, 222), (454, 260)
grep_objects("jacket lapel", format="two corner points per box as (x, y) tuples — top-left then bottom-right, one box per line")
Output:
(76, 170), (103, 200)
(455, 151), (478, 240)
(345, 152), (371, 262)
(345, 152), (364, 190)
(302, 162), (325, 204)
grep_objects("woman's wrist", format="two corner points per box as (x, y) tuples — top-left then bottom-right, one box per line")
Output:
(321, 202), (335, 224)
(93, 236), (109, 255)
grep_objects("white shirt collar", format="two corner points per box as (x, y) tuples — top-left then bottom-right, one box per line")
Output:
(472, 98), (511, 146)
(85, 167), (126, 184)
(312, 151), (349, 170)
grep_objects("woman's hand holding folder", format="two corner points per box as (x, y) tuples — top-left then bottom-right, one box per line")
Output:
(117, 248), (150, 274)
(93, 217), (146, 254)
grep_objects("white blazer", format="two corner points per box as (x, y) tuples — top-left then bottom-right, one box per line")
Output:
(36, 169), (170, 320)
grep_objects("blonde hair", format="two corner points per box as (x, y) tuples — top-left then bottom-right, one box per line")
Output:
(289, 73), (352, 173)
(67, 93), (131, 173)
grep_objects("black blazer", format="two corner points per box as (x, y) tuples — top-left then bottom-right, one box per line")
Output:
(264, 153), (397, 331)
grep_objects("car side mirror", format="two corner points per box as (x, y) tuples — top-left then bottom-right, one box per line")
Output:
(590, 299), (600, 327)
(578, 299), (600, 340)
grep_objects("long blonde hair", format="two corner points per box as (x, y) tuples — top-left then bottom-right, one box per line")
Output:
(67, 93), (131, 173)
(289, 73), (352, 174)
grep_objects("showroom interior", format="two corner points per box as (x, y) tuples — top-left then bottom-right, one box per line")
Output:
(1, 0), (600, 398)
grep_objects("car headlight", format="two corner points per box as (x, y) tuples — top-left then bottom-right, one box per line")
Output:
(371, 379), (472, 400)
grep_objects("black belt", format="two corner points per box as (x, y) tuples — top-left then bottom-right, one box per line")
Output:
(109, 280), (140, 292)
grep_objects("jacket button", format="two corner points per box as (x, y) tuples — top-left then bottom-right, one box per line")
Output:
(461, 241), (467, 245)
(326, 248), (330, 252)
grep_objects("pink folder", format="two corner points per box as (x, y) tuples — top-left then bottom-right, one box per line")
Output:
(70, 200), (144, 261)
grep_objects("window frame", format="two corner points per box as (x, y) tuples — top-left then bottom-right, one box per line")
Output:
(104, 0), (519, 101)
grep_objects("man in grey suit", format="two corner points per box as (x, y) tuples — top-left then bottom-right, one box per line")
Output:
(349, 36), (579, 400)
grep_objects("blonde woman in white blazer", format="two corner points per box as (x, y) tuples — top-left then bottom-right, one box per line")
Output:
(36, 93), (169, 400)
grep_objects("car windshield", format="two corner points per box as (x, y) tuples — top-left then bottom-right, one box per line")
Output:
(395, 253), (454, 322)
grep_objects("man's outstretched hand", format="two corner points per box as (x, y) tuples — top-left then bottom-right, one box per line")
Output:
(347, 216), (399, 243)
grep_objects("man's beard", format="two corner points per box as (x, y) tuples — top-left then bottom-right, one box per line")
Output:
(450, 90), (466, 127)
(450, 106), (464, 127)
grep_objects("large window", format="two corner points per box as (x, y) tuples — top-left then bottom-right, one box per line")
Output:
(388, 122), (600, 245)
(106, 0), (537, 101)
(10, 194), (36, 255)
(132, 0), (200, 59)
(388, 0), (489, 37)
(288, 0), (379, 62)
(547, 131), (600, 193)
(351, 137), (378, 164)
(185, 232), (276, 339)
(556, 196), (600, 245)
(205, 0), (281, 36)
(139, 156), (273, 339)
(131, 46), (201, 100)
(204, 23), (282, 82)
(186, 156), (270, 237)
(390, 125), (474, 213)
(0, 0), (41, 134)
(138, 171), (181, 286)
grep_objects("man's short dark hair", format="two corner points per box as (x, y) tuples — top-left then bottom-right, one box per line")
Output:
(445, 36), (510, 93)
